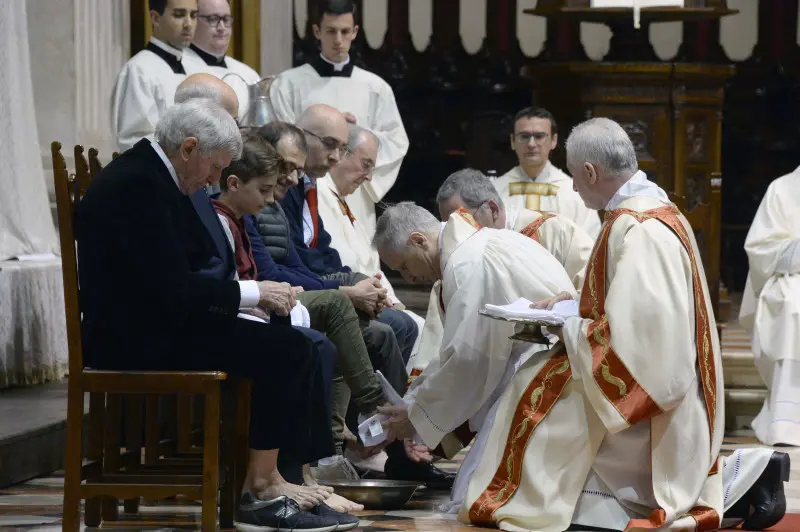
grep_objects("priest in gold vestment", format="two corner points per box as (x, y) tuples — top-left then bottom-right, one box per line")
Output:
(492, 107), (602, 239)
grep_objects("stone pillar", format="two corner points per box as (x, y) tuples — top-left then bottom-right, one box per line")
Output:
(261, 0), (293, 76)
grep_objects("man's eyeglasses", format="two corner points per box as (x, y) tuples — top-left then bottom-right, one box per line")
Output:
(275, 154), (302, 177)
(302, 128), (349, 157)
(356, 158), (375, 177)
(198, 14), (234, 27)
(514, 132), (551, 145)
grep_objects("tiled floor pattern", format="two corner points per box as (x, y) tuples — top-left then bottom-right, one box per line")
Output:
(1, 322), (796, 531)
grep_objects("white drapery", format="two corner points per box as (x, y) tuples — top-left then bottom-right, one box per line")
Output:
(0, 1), (66, 388)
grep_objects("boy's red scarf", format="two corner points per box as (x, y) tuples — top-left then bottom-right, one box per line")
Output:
(212, 199), (258, 281)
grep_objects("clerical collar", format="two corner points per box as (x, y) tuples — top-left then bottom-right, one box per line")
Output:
(519, 161), (550, 182)
(146, 38), (186, 74)
(190, 43), (228, 68)
(309, 54), (354, 77)
(149, 140), (182, 193)
(605, 170), (670, 211)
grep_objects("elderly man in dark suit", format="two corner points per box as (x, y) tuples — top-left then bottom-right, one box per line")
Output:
(76, 99), (346, 531)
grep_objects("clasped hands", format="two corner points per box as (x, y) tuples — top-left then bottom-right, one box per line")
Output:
(343, 273), (391, 319)
(255, 281), (304, 317)
(529, 290), (574, 343)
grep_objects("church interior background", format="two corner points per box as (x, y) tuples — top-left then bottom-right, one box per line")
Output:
(1, 0), (799, 529)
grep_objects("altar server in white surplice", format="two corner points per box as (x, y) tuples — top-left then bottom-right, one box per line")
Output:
(739, 166), (800, 447)
(493, 107), (602, 239)
(316, 125), (424, 364)
(182, 0), (261, 120)
(270, 0), (408, 239)
(111, 0), (201, 152)
(377, 120), (788, 532)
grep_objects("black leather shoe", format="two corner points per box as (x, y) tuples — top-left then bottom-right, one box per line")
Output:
(384, 455), (456, 490)
(308, 503), (360, 531)
(724, 451), (790, 531)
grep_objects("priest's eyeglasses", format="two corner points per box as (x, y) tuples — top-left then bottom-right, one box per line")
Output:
(514, 132), (550, 145)
(199, 14), (234, 27)
(302, 128), (348, 157)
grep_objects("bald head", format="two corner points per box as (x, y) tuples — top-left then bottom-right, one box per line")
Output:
(296, 104), (349, 178)
(175, 73), (239, 119)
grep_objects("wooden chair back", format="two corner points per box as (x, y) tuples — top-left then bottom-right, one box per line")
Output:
(88, 148), (103, 179)
(51, 141), (85, 374)
(668, 172), (722, 317)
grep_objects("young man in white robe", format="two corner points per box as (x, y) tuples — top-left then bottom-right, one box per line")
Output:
(269, 0), (408, 239)
(316, 124), (424, 356)
(378, 119), (789, 531)
(111, 0), (202, 152)
(493, 107), (602, 239)
(739, 165), (800, 447)
(183, 0), (261, 120)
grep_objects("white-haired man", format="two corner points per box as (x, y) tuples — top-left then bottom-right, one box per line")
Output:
(372, 202), (577, 524)
(378, 119), (789, 531)
(739, 165), (800, 447)
(77, 100), (345, 531)
(493, 107), (602, 239)
(316, 124), (425, 369)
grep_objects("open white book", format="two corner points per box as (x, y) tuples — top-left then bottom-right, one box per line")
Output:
(483, 297), (580, 325)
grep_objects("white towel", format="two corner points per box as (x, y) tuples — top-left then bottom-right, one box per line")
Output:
(483, 297), (579, 325)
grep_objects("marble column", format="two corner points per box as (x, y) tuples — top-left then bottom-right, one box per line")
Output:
(261, 0), (293, 76)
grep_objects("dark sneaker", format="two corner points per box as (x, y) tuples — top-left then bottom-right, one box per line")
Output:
(309, 503), (360, 531)
(235, 493), (338, 532)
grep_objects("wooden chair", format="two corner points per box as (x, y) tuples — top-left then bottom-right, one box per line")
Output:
(668, 172), (723, 338)
(55, 142), (243, 531)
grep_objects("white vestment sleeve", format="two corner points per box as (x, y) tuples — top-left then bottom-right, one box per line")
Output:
(111, 64), (160, 152)
(361, 83), (408, 203)
(563, 220), (698, 433)
(268, 75), (298, 123)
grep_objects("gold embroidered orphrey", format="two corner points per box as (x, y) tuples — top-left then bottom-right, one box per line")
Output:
(509, 181), (559, 211)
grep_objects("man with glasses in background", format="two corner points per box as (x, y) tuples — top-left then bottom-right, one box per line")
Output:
(184, 0), (261, 120)
(493, 107), (602, 239)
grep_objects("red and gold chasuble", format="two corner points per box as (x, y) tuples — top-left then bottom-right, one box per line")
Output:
(467, 204), (720, 531)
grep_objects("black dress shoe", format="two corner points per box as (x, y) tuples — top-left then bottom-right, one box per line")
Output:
(308, 503), (360, 531)
(724, 451), (790, 531)
(384, 455), (457, 490)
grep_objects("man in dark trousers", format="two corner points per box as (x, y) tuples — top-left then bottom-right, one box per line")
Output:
(76, 99), (348, 531)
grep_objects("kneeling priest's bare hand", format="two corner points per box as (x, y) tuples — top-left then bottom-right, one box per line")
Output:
(531, 291), (573, 310)
(378, 403), (416, 442)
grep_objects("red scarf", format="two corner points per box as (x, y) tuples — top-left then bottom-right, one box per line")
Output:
(212, 199), (258, 281)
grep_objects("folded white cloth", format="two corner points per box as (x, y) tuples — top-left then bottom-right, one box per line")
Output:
(483, 297), (579, 325)
(290, 301), (310, 328)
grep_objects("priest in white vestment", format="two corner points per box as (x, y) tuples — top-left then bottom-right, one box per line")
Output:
(269, 0), (408, 239)
(182, 0), (261, 120)
(111, 0), (203, 152)
(493, 107), (602, 239)
(739, 165), (800, 447)
(377, 120), (788, 531)
(316, 125), (424, 358)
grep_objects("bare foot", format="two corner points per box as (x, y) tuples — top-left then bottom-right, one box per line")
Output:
(256, 477), (331, 510)
(324, 491), (364, 513)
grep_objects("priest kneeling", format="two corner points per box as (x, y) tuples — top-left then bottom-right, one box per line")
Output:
(375, 118), (789, 531)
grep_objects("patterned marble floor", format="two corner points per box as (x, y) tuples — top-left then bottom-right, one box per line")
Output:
(1, 322), (798, 531)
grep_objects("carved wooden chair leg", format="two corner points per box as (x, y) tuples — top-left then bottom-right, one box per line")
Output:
(101, 393), (123, 521)
(201, 385), (222, 532)
(85, 392), (106, 526)
(123, 394), (144, 514)
(61, 380), (87, 532)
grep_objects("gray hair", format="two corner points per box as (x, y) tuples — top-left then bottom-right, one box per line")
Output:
(174, 82), (223, 105)
(347, 124), (381, 152)
(565, 117), (638, 177)
(155, 99), (243, 159)
(436, 168), (503, 210)
(372, 202), (441, 253)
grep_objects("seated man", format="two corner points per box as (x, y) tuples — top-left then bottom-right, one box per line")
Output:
(278, 105), (420, 366)
(740, 164), (800, 446)
(247, 121), (454, 488)
(316, 123), (425, 372)
(77, 100), (343, 532)
(377, 119), (787, 531)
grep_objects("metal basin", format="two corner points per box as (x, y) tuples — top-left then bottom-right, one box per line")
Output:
(319, 479), (422, 509)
